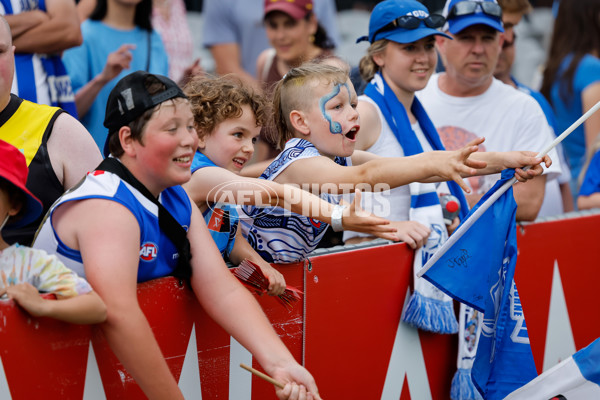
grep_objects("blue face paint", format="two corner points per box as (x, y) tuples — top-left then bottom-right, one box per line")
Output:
(319, 82), (351, 135)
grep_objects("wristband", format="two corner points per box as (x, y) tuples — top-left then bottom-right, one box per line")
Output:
(331, 204), (347, 232)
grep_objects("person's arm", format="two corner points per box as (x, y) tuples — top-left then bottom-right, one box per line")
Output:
(186, 202), (321, 399)
(7, 0), (82, 54)
(578, 192), (600, 210)
(210, 43), (260, 90)
(2, 284), (106, 324)
(229, 229), (286, 296)
(182, 167), (397, 241)
(512, 175), (547, 221)
(47, 112), (103, 189)
(72, 44), (135, 118)
(56, 199), (184, 399)
(582, 82), (600, 150)
(3, 11), (48, 38)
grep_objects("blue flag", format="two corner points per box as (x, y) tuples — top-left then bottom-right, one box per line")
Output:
(422, 169), (537, 399)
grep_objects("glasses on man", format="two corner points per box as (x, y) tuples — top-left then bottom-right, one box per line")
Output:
(447, 1), (503, 20)
(372, 14), (446, 40)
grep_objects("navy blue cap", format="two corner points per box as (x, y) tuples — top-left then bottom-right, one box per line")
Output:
(357, 0), (451, 44)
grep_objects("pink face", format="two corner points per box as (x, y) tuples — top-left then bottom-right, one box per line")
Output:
(132, 99), (198, 194)
(264, 11), (317, 65)
(441, 25), (502, 86)
(377, 37), (438, 97)
(198, 105), (260, 174)
(303, 78), (360, 159)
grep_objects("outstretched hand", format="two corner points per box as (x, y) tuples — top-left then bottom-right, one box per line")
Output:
(505, 151), (552, 182)
(341, 189), (397, 241)
(434, 137), (487, 193)
(387, 220), (430, 249)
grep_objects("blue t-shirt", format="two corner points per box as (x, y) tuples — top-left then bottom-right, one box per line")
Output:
(191, 151), (238, 258)
(550, 54), (600, 179)
(580, 150), (600, 197)
(63, 20), (169, 151)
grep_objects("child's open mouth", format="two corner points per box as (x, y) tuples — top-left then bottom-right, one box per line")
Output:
(344, 126), (359, 141)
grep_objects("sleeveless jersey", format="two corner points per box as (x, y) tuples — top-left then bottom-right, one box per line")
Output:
(0, 94), (64, 245)
(239, 138), (348, 263)
(191, 151), (238, 259)
(33, 169), (193, 283)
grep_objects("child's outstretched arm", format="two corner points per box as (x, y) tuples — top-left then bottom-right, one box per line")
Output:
(183, 167), (398, 241)
(2, 283), (106, 324)
(468, 150), (552, 181)
(278, 138), (486, 194)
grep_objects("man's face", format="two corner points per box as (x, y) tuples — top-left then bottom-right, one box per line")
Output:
(494, 11), (524, 78)
(439, 24), (503, 88)
(0, 21), (14, 108)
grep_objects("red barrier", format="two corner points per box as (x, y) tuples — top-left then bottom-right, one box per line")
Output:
(0, 212), (598, 399)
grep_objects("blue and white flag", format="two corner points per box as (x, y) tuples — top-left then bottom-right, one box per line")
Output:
(505, 337), (600, 400)
(422, 169), (537, 399)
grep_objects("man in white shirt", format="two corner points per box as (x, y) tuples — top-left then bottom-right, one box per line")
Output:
(418, 0), (561, 221)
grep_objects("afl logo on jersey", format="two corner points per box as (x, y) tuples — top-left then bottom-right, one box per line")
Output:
(140, 242), (158, 261)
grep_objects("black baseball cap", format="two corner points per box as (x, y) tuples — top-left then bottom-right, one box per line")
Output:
(103, 71), (187, 157)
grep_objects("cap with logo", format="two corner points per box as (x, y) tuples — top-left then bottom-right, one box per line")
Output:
(357, 0), (451, 44)
(103, 70), (187, 157)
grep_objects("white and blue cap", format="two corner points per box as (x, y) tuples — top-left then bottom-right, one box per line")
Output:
(443, 0), (504, 34)
(356, 0), (451, 44)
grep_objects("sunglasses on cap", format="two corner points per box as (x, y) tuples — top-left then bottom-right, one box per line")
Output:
(372, 14), (446, 39)
(447, 1), (502, 20)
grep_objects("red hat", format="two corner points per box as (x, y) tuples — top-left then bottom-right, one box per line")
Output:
(0, 139), (43, 228)
(264, 0), (314, 19)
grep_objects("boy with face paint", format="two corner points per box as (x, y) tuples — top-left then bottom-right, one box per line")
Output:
(238, 61), (551, 264)
(182, 75), (397, 296)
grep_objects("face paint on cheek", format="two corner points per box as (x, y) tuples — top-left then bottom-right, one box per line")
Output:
(318, 83), (349, 134)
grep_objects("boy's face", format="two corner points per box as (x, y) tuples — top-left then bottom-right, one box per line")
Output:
(303, 78), (360, 158)
(132, 99), (198, 192)
(198, 104), (260, 174)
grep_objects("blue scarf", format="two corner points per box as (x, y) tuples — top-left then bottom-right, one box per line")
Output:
(365, 72), (467, 334)
(364, 72), (469, 218)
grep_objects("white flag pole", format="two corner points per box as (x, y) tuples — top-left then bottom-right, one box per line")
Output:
(417, 100), (600, 278)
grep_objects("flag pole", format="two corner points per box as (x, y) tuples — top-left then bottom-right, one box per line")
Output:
(417, 100), (600, 278)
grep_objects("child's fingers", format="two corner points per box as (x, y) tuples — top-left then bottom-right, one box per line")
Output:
(452, 174), (472, 193)
(465, 137), (485, 147)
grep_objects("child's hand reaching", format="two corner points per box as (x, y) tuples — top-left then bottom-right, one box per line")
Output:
(341, 190), (398, 241)
(387, 220), (430, 249)
(431, 138), (488, 193)
(502, 151), (552, 182)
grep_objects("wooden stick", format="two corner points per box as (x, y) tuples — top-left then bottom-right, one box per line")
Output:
(239, 363), (285, 389)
